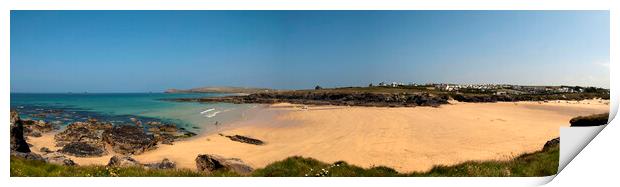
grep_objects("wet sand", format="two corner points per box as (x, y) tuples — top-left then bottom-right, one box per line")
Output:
(27, 100), (610, 173)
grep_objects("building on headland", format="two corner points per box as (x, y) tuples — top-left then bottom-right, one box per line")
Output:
(367, 81), (600, 94)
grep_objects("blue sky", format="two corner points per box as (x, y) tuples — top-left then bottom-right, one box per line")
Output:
(11, 11), (609, 92)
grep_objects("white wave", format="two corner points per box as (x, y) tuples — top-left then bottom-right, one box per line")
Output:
(200, 108), (215, 114)
(205, 111), (221, 118)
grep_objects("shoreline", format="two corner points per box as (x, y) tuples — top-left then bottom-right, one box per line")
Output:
(25, 99), (609, 173)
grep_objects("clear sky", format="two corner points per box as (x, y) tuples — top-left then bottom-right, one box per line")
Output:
(11, 11), (609, 93)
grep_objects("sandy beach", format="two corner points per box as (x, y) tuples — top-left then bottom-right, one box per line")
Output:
(27, 100), (609, 173)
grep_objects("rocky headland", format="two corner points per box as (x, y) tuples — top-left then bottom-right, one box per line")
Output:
(168, 91), (450, 107)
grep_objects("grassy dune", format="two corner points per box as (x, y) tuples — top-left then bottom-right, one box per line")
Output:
(11, 143), (558, 177)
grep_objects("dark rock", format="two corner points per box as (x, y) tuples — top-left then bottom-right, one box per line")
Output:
(195, 154), (253, 175)
(59, 142), (106, 157)
(10, 111), (31, 153)
(107, 155), (141, 167)
(103, 125), (157, 155)
(43, 152), (77, 166)
(543, 137), (560, 151)
(224, 135), (264, 145)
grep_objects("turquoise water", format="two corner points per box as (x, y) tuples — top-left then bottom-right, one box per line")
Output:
(10, 93), (255, 133)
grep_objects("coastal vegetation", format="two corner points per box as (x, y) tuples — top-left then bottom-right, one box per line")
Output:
(11, 139), (559, 177)
(569, 113), (609, 127)
(167, 85), (609, 107)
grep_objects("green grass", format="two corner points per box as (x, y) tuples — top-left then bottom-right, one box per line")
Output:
(406, 143), (559, 177)
(11, 143), (558, 177)
(251, 157), (399, 177)
(10, 156), (238, 177)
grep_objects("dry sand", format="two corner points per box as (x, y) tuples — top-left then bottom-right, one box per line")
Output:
(27, 99), (610, 173)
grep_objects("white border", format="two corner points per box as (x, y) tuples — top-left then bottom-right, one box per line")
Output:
(1, 1), (617, 187)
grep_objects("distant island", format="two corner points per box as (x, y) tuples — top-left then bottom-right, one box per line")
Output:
(164, 86), (276, 94)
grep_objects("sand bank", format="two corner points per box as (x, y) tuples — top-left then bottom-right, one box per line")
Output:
(27, 100), (609, 173)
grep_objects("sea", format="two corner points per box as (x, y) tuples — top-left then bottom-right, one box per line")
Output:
(9, 93), (256, 134)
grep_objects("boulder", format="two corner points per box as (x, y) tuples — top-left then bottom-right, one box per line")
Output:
(104, 125), (157, 155)
(59, 142), (106, 157)
(107, 155), (141, 167)
(195, 154), (253, 175)
(144, 158), (176, 169)
(43, 152), (77, 166)
(224, 135), (264, 145)
(10, 111), (31, 153)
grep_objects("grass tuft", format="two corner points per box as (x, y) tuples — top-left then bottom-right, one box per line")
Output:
(11, 143), (558, 177)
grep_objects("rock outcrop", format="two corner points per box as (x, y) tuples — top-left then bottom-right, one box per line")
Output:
(103, 125), (157, 155)
(22, 119), (53, 137)
(54, 121), (111, 147)
(10, 111), (31, 153)
(195, 154), (253, 175)
(170, 92), (449, 107)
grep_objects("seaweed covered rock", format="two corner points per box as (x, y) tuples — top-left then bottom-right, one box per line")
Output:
(104, 125), (157, 155)
(59, 142), (106, 157)
(10, 111), (31, 153)
(195, 154), (253, 175)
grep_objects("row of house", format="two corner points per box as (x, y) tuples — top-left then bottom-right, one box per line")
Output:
(370, 81), (590, 94)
